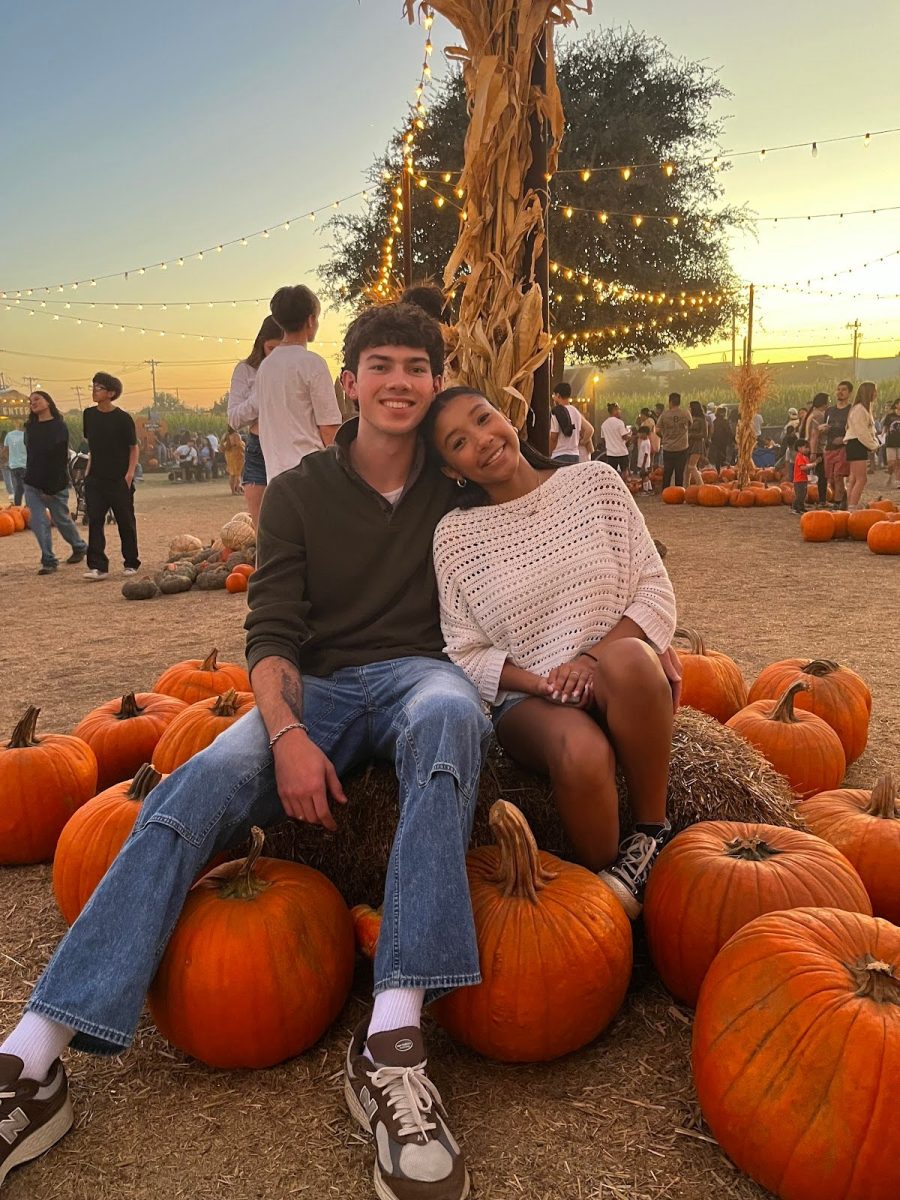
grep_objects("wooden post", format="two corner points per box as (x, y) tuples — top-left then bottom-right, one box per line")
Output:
(746, 284), (755, 365)
(401, 169), (413, 288)
(522, 24), (551, 454)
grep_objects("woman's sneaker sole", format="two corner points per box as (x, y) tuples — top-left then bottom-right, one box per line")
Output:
(597, 871), (643, 919)
(0, 1095), (73, 1186)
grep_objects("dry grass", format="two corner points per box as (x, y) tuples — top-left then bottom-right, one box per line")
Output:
(1, 473), (897, 1200)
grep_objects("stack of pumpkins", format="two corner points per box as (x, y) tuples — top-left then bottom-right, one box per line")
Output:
(661, 466), (804, 509)
(122, 518), (257, 601)
(800, 499), (900, 554)
(0, 505), (30, 537)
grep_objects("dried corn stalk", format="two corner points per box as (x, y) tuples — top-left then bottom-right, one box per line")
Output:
(730, 363), (773, 489)
(404, 0), (591, 427)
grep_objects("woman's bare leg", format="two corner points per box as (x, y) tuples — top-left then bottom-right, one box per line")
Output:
(685, 454), (703, 486)
(243, 483), (266, 527)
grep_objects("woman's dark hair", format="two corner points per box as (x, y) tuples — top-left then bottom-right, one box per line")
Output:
(421, 386), (559, 509)
(26, 390), (61, 422)
(244, 315), (283, 369)
(400, 283), (447, 323)
(343, 302), (445, 376)
(689, 400), (704, 419)
(552, 402), (574, 438)
(269, 284), (320, 334)
(800, 392), (829, 438)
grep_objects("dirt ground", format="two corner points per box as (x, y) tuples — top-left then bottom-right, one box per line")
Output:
(1, 471), (897, 1200)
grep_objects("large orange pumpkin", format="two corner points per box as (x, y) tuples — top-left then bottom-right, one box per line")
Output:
(868, 520), (900, 554)
(0, 513), (15, 537)
(72, 691), (186, 790)
(431, 801), (632, 1062)
(729, 488), (756, 508)
(692, 907), (900, 1200)
(848, 509), (884, 541)
(747, 657), (871, 765)
(800, 510), (834, 541)
(800, 772), (899, 923)
(868, 498), (897, 513)
(148, 827), (354, 1068)
(644, 820), (871, 1007)
(53, 763), (164, 924)
(684, 484), (701, 504)
(700, 468), (719, 484)
(661, 486), (685, 504)
(152, 689), (256, 773)
(672, 627), (747, 722)
(756, 485), (783, 506)
(831, 509), (851, 538)
(0, 707), (98, 864)
(697, 484), (727, 507)
(726, 682), (845, 799)
(152, 647), (250, 704)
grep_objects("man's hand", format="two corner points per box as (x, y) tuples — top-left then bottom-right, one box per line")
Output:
(124, 472), (135, 488)
(272, 730), (347, 831)
(657, 645), (683, 711)
(546, 657), (595, 707)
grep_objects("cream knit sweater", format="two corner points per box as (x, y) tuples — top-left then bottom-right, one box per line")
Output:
(433, 462), (677, 704)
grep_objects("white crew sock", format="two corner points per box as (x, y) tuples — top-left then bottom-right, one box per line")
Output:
(0, 1012), (75, 1082)
(365, 987), (426, 1058)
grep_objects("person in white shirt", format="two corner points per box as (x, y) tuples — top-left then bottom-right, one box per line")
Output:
(227, 315), (283, 526)
(844, 381), (880, 510)
(251, 285), (342, 481)
(548, 382), (582, 464)
(600, 403), (631, 478)
(425, 385), (681, 918)
(173, 440), (197, 482)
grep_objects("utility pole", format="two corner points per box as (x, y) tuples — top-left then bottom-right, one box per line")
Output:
(401, 170), (413, 288)
(145, 359), (159, 405)
(72, 385), (83, 410)
(745, 284), (755, 365)
(25, 375), (37, 393)
(848, 319), (862, 381)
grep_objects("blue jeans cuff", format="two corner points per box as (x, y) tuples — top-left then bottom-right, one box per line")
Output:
(26, 999), (131, 1056)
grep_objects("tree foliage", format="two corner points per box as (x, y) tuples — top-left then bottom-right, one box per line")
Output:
(321, 27), (746, 367)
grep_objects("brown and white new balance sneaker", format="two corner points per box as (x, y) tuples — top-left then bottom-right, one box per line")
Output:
(344, 1020), (469, 1200)
(0, 1055), (73, 1187)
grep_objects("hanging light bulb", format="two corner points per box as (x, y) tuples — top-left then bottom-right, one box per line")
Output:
(581, 168), (591, 182)
(863, 132), (871, 147)
(621, 167), (632, 181)
(564, 206), (573, 219)
(759, 148), (766, 162)
(663, 162), (675, 177)
(811, 142), (818, 158)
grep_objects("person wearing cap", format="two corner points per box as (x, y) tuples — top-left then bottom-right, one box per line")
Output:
(705, 401), (716, 435)
(780, 407), (802, 482)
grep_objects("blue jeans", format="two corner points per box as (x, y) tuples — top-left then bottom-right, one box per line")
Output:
(27, 657), (492, 1054)
(9, 467), (25, 505)
(23, 484), (88, 568)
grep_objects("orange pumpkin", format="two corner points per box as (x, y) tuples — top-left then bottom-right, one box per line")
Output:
(806, 483), (820, 502)
(230, 563), (255, 578)
(673, 627), (747, 722)
(729, 488), (755, 508)
(748, 657), (871, 765)
(53, 763), (164, 924)
(700, 468), (719, 483)
(684, 484), (701, 504)
(72, 691), (187, 790)
(148, 827), (354, 1068)
(720, 467), (736, 481)
(759, 485), (783, 506)
(848, 509), (884, 541)
(779, 482), (795, 505)
(225, 571), (248, 593)
(19, 506), (30, 527)
(868, 520), (900, 554)
(7, 508), (25, 532)
(152, 648), (250, 704)
(800, 510), (834, 541)
(350, 903), (383, 961)
(431, 802), (632, 1062)
(831, 509), (850, 538)
(726, 682), (845, 799)
(152, 689), (256, 773)
(692, 907), (900, 1200)
(644, 820), (871, 1007)
(0, 707), (97, 864)
(661, 486), (685, 504)
(697, 484), (727, 507)
(800, 773), (899, 923)
(868, 499), (897, 513)
(0, 513), (15, 537)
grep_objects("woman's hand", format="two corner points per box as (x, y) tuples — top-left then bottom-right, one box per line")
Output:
(546, 658), (595, 707)
(657, 645), (683, 711)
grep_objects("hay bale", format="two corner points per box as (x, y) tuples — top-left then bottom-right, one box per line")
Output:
(265, 707), (799, 906)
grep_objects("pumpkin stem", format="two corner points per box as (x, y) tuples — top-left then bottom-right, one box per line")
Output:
(127, 763), (163, 801)
(801, 660), (840, 678)
(7, 706), (40, 748)
(218, 826), (270, 900)
(116, 692), (144, 721)
(674, 627), (705, 656)
(770, 681), (810, 723)
(848, 955), (900, 1007)
(486, 800), (558, 904)
(724, 835), (784, 862)
(211, 688), (240, 717)
(866, 773), (898, 821)
(200, 648), (219, 673)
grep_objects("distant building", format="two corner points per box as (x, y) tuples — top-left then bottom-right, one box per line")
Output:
(0, 389), (30, 419)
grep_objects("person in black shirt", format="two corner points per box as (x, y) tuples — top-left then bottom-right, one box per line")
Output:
(82, 371), (140, 580)
(22, 391), (89, 575)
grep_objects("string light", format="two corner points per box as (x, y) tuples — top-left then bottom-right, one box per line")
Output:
(547, 258), (730, 307)
(3, 301), (247, 343)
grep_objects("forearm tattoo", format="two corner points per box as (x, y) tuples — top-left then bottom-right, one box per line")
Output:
(278, 667), (304, 721)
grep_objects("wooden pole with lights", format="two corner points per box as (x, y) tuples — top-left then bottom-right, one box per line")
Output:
(523, 24), (551, 454)
(401, 170), (414, 287)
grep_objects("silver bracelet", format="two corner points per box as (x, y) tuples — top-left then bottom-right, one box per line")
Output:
(268, 721), (309, 749)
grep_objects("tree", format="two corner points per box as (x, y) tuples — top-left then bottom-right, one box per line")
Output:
(321, 27), (746, 369)
(150, 392), (186, 413)
(210, 393), (230, 415)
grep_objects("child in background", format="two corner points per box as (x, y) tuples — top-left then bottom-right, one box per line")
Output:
(791, 438), (817, 514)
(637, 425), (654, 492)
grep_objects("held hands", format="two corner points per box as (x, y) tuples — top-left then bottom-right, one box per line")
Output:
(544, 657), (596, 708)
(272, 729), (347, 831)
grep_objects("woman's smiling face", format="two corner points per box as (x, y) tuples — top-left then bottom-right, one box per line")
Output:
(432, 392), (521, 486)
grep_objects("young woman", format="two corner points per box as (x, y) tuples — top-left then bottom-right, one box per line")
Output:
(882, 398), (900, 489)
(426, 387), (680, 917)
(685, 399), (708, 486)
(22, 391), (88, 575)
(227, 315), (282, 525)
(844, 381), (879, 510)
(220, 425), (245, 495)
(709, 406), (733, 472)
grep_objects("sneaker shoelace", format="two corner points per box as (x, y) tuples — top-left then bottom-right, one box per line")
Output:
(611, 831), (659, 888)
(369, 1063), (442, 1141)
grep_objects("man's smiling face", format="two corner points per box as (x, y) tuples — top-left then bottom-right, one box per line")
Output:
(344, 345), (442, 436)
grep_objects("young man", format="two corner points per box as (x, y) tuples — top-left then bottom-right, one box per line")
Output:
(81, 372), (140, 580)
(805, 392), (829, 507)
(0, 303), (491, 1200)
(2, 422), (27, 505)
(822, 380), (853, 509)
(600, 402), (630, 477)
(248, 284), (343, 480)
(656, 393), (692, 488)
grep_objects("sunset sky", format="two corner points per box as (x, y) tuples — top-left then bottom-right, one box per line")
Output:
(2, 0), (898, 411)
